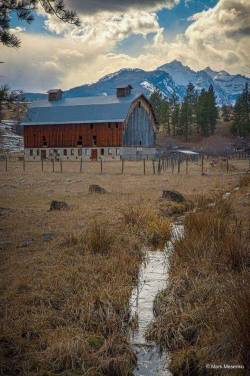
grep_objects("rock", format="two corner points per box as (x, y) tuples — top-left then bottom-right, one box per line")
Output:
(49, 200), (69, 211)
(89, 185), (107, 194)
(42, 232), (55, 241)
(162, 190), (185, 203)
(20, 239), (33, 248)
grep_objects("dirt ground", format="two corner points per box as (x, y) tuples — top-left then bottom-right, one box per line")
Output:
(0, 158), (248, 250)
(0, 157), (249, 374)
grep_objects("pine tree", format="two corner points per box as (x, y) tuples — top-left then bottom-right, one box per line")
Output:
(232, 83), (250, 136)
(196, 89), (210, 136)
(222, 105), (231, 122)
(171, 103), (180, 137)
(207, 85), (218, 134)
(0, 1), (80, 48)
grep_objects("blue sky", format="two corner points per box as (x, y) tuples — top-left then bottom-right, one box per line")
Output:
(2, 0), (249, 91)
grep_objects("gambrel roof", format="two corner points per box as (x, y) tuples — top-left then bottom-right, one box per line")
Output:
(22, 93), (147, 125)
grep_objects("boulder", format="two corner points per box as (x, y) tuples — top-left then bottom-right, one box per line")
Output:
(162, 190), (185, 203)
(89, 185), (107, 194)
(50, 200), (69, 211)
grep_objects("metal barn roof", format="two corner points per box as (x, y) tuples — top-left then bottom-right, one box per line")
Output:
(22, 93), (143, 126)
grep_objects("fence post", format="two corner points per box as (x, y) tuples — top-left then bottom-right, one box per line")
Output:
(80, 157), (83, 173)
(121, 159), (124, 174)
(23, 157), (25, 172)
(152, 160), (155, 175)
(178, 157), (181, 174)
(226, 158), (229, 174)
(60, 159), (63, 173)
(143, 159), (146, 176)
(5, 156), (7, 172)
(157, 159), (161, 175)
(186, 158), (188, 174)
(201, 155), (204, 175)
(100, 159), (103, 174)
(171, 158), (174, 174)
(52, 159), (55, 173)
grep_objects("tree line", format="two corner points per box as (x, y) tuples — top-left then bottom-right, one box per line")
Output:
(150, 82), (250, 140)
(150, 83), (218, 141)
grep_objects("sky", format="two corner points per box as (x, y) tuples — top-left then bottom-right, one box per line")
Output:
(1, 0), (250, 92)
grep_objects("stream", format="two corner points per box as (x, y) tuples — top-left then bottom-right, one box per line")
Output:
(130, 224), (184, 376)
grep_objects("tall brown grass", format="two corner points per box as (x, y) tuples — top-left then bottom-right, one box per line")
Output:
(147, 198), (250, 376)
(0, 220), (143, 375)
(121, 203), (171, 249)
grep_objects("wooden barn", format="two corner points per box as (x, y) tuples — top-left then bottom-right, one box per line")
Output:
(22, 85), (157, 161)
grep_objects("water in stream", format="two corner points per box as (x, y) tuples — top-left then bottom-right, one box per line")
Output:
(130, 224), (184, 376)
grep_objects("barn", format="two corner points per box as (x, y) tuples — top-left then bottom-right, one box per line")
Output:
(22, 85), (157, 161)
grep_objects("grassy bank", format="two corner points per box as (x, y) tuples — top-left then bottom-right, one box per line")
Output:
(0, 162), (247, 374)
(0, 206), (170, 375)
(147, 178), (250, 375)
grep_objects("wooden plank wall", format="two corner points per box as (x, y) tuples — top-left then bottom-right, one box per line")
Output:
(24, 123), (123, 148)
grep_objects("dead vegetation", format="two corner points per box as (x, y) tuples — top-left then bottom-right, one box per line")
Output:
(0, 220), (144, 375)
(147, 189), (250, 375)
(121, 203), (171, 249)
(0, 160), (248, 375)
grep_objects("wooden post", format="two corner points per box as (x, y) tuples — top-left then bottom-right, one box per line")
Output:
(143, 159), (146, 176)
(60, 159), (63, 173)
(152, 160), (155, 175)
(122, 159), (124, 174)
(171, 158), (174, 174)
(201, 154), (204, 175)
(186, 158), (188, 174)
(226, 158), (229, 174)
(178, 158), (181, 174)
(5, 156), (7, 172)
(41, 159), (44, 172)
(158, 159), (161, 175)
(80, 157), (83, 173)
(52, 159), (55, 173)
(100, 159), (103, 174)
(23, 157), (25, 172)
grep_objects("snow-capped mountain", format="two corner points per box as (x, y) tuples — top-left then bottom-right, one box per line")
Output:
(158, 60), (250, 105)
(24, 60), (250, 105)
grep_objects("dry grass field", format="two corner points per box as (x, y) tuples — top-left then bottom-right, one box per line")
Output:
(0, 158), (249, 375)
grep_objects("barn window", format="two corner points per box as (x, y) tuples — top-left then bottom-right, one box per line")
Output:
(139, 140), (142, 146)
(116, 123), (119, 129)
(101, 148), (105, 156)
(90, 124), (94, 130)
(36, 149), (40, 156)
(30, 149), (33, 156)
(42, 136), (47, 147)
(92, 136), (97, 146)
(64, 149), (67, 156)
(77, 136), (83, 146)
(71, 149), (74, 156)
(138, 101), (141, 108)
(108, 123), (111, 129)
(78, 148), (82, 156)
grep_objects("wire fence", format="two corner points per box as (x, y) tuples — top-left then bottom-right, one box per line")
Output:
(0, 153), (249, 177)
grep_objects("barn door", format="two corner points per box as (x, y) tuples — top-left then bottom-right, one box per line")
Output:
(41, 150), (47, 160)
(91, 149), (98, 160)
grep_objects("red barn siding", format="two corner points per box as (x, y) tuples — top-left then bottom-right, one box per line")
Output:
(24, 123), (123, 148)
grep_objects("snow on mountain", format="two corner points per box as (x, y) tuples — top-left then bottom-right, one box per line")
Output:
(23, 60), (250, 105)
(158, 59), (197, 86)
(158, 60), (250, 104)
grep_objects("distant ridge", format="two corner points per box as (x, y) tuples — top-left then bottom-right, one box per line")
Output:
(24, 60), (250, 105)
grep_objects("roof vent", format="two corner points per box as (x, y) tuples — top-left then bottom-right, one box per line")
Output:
(48, 89), (63, 101)
(116, 85), (133, 98)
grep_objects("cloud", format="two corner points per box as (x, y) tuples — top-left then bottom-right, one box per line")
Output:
(66, 0), (179, 14)
(1, 0), (249, 92)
